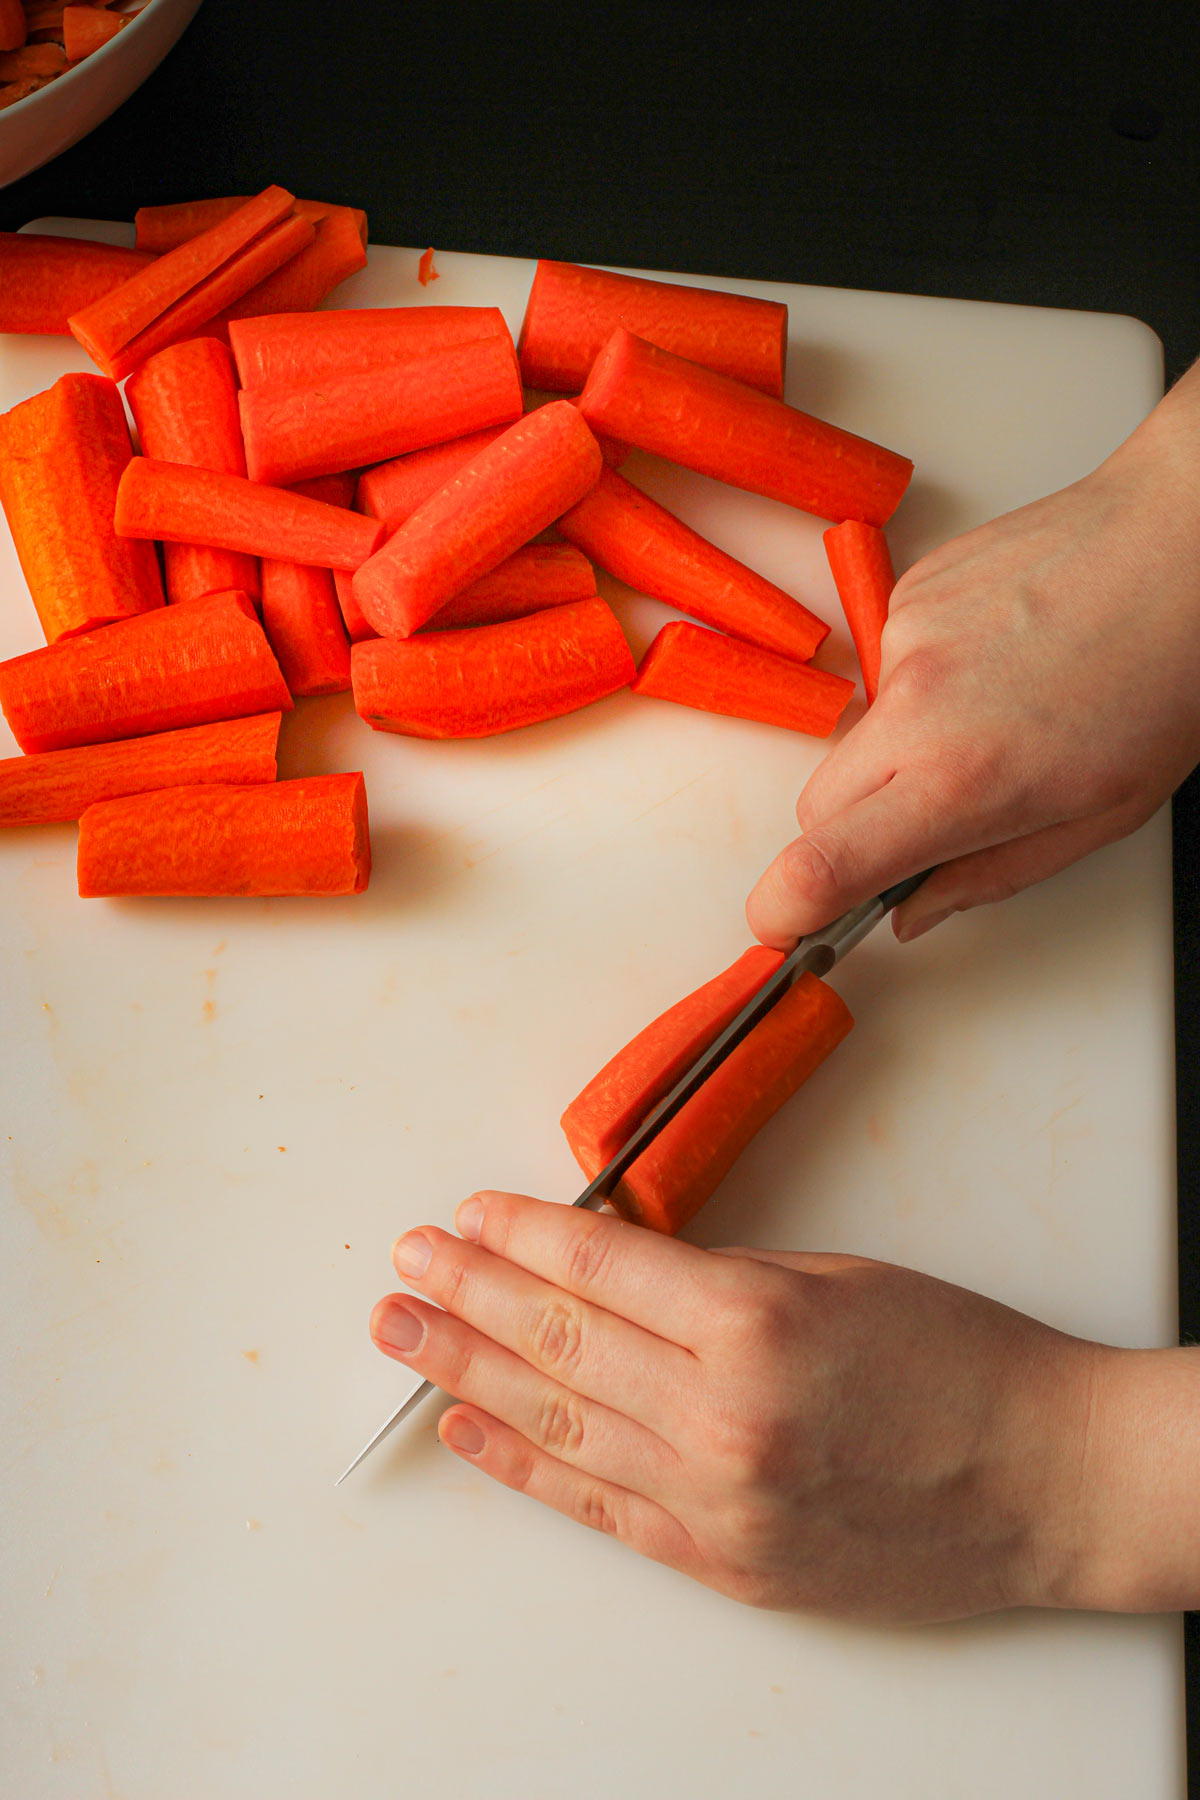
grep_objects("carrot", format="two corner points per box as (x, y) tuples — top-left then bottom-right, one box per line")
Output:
(0, 38), (61, 74)
(561, 944), (784, 1179)
(114, 459), (385, 571)
(134, 195), (368, 253)
(417, 247), (438, 286)
(0, 713), (281, 828)
(333, 568), (374, 644)
(580, 329), (913, 528)
(259, 473), (354, 697)
(823, 520), (895, 704)
(0, 592), (292, 754)
(523, 388), (630, 470)
(62, 5), (121, 58)
(125, 338), (260, 605)
(609, 973), (853, 1234)
(423, 544), (597, 631)
(220, 206), (368, 320)
(77, 772), (370, 898)
(356, 425), (509, 529)
(353, 401), (602, 638)
(229, 305), (509, 389)
(0, 0), (26, 52)
(558, 466), (829, 664)
(68, 186), (312, 379)
(632, 622), (854, 736)
(352, 597), (634, 738)
(0, 233), (155, 334)
(0, 373), (163, 644)
(518, 260), (788, 399)
(238, 333), (523, 486)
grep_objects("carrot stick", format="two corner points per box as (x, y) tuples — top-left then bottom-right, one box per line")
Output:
(134, 195), (367, 253)
(67, 185), (302, 376)
(0, 0), (26, 52)
(259, 473), (354, 697)
(559, 466), (830, 664)
(0, 232), (155, 333)
(580, 329), (914, 528)
(353, 596), (634, 738)
(229, 304), (509, 390)
(423, 544), (597, 631)
(0, 592), (292, 754)
(0, 713), (280, 828)
(561, 944), (784, 1180)
(353, 401), (602, 638)
(356, 425), (509, 529)
(77, 772), (370, 897)
(333, 568), (374, 644)
(62, 5), (121, 58)
(610, 973), (853, 1234)
(114, 459), (385, 571)
(823, 520), (895, 704)
(125, 338), (260, 605)
(632, 622), (854, 736)
(238, 333), (523, 487)
(519, 259), (788, 399)
(0, 38), (60, 74)
(220, 206), (368, 321)
(0, 373), (163, 644)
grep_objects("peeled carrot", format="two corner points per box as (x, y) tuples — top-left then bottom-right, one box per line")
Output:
(423, 544), (597, 631)
(125, 338), (260, 605)
(259, 473), (354, 697)
(62, 5), (122, 59)
(0, 233), (155, 334)
(558, 466), (829, 664)
(0, 592), (291, 754)
(134, 196), (368, 254)
(519, 260), (788, 399)
(0, 713), (281, 828)
(229, 305), (509, 390)
(526, 390), (630, 470)
(562, 944), (784, 1179)
(353, 597), (634, 738)
(333, 568), (374, 644)
(633, 622), (854, 736)
(580, 329), (913, 528)
(238, 333), (523, 486)
(353, 401), (602, 638)
(356, 426), (509, 529)
(0, 373), (163, 644)
(68, 186), (311, 379)
(114, 460), (385, 572)
(610, 973), (853, 1234)
(823, 520), (895, 704)
(0, 39), (62, 76)
(0, 0), (26, 52)
(77, 772), (370, 898)
(418, 247), (438, 286)
(221, 206), (368, 320)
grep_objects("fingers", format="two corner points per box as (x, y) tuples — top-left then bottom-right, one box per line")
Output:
(388, 1225), (699, 1431)
(370, 1293), (683, 1503)
(436, 1402), (701, 1577)
(452, 1190), (748, 1352)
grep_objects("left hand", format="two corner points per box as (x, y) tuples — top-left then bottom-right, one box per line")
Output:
(369, 1190), (1110, 1622)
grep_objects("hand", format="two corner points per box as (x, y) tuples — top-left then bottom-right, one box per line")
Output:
(747, 366), (1200, 947)
(367, 1191), (1144, 1622)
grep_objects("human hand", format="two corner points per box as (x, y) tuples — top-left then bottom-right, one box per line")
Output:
(747, 380), (1200, 947)
(369, 1191), (1127, 1622)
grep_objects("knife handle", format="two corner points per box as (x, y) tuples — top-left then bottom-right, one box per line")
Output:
(878, 868), (936, 913)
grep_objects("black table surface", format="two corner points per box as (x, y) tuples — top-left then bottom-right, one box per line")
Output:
(3, 0), (1197, 1785)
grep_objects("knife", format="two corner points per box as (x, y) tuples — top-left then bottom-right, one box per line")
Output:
(335, 869), (931, 1485)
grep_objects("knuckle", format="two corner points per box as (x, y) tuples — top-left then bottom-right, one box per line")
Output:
(527, 1298), (586, 1378)
(885, 646), (945, 708)
(536, 1388), (587, 1458)
(436, 1251), (470, 1311)
(572, 1481), (621, 1537)
(562, 1216), (613, 1296)
(779, 832), (843, 914)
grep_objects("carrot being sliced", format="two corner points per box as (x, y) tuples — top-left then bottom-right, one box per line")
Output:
(519, 260), (788, 399)
(352, 597), (634, 738)
(134, 196), (368, 253)
(77, 772), (370, 898)
(259, 473), (354, 697)
(580, 329), (913, 527)
(229, 305), (509, 390)
(0, 233), (155, 334)
(125, 338), (260, 605)
(558, 466), (829, 663)
(423, 544), (597, 631)
(114, 460), (384, 572)
(0, 713), (281, 828)
(353, 401), (602, 638)
(823, 520), (895, 704)
(610, 973), (853, 1234)
(62, 5), (122, 58)
(632, 622), (854, 736)
(0, 592), (292, 754)
(238, 333), (523, 486)
(0, 373), (163, 644)
(562, 944), (784, 1179)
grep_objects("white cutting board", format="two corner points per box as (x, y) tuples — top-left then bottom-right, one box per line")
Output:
(0, 223), (1180, 1800)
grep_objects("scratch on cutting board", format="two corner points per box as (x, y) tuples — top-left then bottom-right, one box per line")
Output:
(629, 770), (711, 824)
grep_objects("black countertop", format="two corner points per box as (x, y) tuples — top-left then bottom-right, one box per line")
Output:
(3, 0), (1197, 1783)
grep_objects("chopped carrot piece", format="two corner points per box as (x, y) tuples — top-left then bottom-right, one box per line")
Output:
(0, 0), (26, 53)
(823, 520), (896, 704)
(62, 5), (122, 60)
(632, 622), (854, 736)
(0, 233), (154, 334)
(418, 247), (439, 286)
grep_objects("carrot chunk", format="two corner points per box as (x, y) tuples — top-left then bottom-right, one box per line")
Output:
(0, 0), (26, 53)
(62, 5), (123, 59)
(134, 196), (368, 253)
(229, 305), (508, 389)
(259, 473), (355, 697)
(632, 622), (854, 736)
(0, 233), (155, 334)
(423, 544), (596, 631)
(134, 199), (369, 321)
(356, 425), (509, 529)
(823, 520), (896, 703)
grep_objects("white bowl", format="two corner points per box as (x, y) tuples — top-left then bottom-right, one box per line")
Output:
(0, 0), (204, 189)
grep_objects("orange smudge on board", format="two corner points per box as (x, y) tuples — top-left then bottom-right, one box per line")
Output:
(418, 247), (439, 286)
(242, 1349), (259, 1364)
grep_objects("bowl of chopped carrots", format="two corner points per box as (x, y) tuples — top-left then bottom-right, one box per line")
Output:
(0, 0), (202, 188)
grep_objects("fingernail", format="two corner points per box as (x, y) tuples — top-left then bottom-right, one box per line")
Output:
(442, 1414), (486, 1455)
(456, 1196), (484, 1241)
(393, 1232), (433, 1279)
(895, 907), (952, 944)
(374, 1300), (424, 1353)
